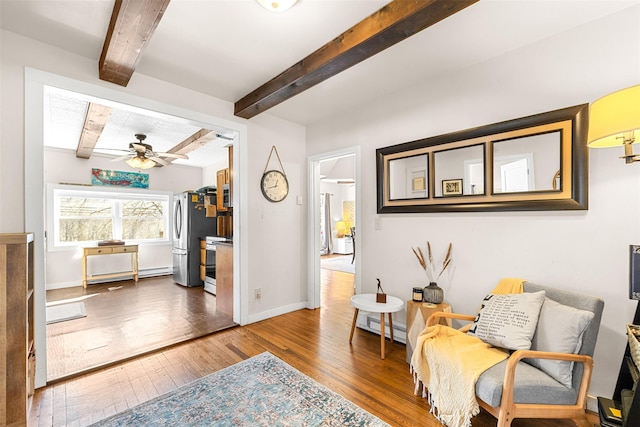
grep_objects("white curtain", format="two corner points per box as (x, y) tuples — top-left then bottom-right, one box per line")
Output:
(320, 193), (332, 255)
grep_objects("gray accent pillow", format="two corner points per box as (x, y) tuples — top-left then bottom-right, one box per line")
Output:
(525, 297), (594, 388)
(468, 291), (545, 350)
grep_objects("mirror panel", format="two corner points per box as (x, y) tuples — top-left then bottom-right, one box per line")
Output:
(434, 144), (485, 197)
(493, 131), (561, 194)
(388, 154), (429, 200)
(376, 104), (588, 213)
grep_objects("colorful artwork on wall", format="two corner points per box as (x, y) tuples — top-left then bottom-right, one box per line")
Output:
(91, 168), (149, 188)
(342, 201), (355, 232)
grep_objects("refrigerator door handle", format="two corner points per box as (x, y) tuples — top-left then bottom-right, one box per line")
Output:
(174, 197), (183, 240)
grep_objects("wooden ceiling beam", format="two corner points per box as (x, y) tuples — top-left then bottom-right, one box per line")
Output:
(168, 129), (218, 157)
(76, 103), (112, 159)
(99, 0), (171, 87)
(234, 0), (479, 119)
(156, 129), (218, 166)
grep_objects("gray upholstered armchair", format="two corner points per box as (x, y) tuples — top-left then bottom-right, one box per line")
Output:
(426, 282), (604, 427)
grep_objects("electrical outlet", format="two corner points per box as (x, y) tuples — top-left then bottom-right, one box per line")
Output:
(255, 288), (261, 300)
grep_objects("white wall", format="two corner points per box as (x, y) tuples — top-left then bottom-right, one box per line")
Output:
(244, 113), (307, 321)
(306, 5), (640, 408)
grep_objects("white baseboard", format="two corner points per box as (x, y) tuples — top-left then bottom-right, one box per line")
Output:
(46, 266), (172, 290)
(247, 301), (308, 324)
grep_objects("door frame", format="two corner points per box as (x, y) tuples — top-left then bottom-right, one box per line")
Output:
(25, 68), (247, 387)
(307, 146), (361, 309)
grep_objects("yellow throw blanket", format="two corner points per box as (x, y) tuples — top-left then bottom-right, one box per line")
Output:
(410, 278), (524, 427)
(492, 277), (524, 294)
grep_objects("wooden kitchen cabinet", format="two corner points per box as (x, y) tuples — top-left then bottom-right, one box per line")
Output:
(1, 232), (35, 426)
(199, 239), (206, 281)
(216, 168), (229, 212)
(216, 243), (233, 318)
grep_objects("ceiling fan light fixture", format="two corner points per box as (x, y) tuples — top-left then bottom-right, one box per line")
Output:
(126, 155), (156, 170)
(256, 0), (298, 13)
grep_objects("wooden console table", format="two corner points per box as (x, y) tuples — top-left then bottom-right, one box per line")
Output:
(82, 245), (138, 288)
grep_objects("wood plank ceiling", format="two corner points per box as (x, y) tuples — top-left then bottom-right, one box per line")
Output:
(97, 0), (478, 119)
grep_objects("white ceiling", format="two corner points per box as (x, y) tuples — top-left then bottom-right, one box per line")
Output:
(43, 86), (234, 168)
(2, 0), (638, 168)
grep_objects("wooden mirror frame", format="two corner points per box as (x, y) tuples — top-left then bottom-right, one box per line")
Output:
(376, 104), (589, 213)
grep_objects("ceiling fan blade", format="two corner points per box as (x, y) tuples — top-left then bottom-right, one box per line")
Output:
(149, 156), (169, 166)
(156, 152), (189, 159)
(98, 147), (133, 153)
(131, 143), (147, 151)
(111, 154), (134, 162)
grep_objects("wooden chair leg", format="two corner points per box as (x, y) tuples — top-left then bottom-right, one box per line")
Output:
(496, 410), (513, 427)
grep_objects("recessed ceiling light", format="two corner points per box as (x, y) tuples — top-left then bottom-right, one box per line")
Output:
(256, 0), (298, 13)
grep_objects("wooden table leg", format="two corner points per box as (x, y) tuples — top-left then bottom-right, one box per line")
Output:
(82, 251), (87, 288)
(132, 251), (139, 282)
(380, 312), (385, 359)
(349, 308), (359, 343)
(388, 313), (394, 343)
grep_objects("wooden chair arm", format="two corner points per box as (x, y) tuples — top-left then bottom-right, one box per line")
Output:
(426, 312), (476, 327)
(500, 350), (594, 411)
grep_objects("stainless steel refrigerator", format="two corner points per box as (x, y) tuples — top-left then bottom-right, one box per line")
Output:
(172, 191), (217, 287)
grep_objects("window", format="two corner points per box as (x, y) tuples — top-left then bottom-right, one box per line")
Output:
(49, 185), (171, 249)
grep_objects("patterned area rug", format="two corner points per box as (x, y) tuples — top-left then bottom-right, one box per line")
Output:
(321, 255), (355, 274)
(91, 352), (388, 426)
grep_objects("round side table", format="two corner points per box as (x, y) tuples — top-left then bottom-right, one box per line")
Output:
(349, 294), (404, 359)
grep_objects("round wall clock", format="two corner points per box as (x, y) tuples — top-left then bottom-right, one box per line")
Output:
(261, 169), (289, 202)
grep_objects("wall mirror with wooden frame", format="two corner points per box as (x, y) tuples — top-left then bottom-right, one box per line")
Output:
(376, 104), (588, 213)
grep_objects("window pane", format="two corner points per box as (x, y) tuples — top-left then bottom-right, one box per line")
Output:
(59, 219), (112, 242)
(122, 200), (164, 218)
(58, 197), (113, 242)
(121, 200), (165, 240)
(122, 219), (165, 240)
(60, 197), (112, 218)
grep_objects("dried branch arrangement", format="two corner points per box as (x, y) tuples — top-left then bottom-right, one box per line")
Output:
(412, 241), (453, 283)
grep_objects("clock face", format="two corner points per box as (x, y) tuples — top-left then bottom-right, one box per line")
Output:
(261, 170), (289, 202)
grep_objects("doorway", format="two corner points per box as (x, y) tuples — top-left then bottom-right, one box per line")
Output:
(25, 68), (247, 387)
(307, 147), (361, 309)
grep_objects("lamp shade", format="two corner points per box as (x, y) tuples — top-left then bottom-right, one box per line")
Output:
(335, 220), (347, 237)
(588, 85), (640, 148)
(126, 156), (155, 170)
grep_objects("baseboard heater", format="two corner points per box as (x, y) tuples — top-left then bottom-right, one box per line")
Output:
(356, 312), (407, 344)
(87, 266), (172, 285)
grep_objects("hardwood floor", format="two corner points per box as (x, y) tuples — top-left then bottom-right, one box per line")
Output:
(32, 269), (598, 426)
(46, 276), (235, 381)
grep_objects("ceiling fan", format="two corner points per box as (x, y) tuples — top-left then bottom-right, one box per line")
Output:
(110, 134), (188, 169)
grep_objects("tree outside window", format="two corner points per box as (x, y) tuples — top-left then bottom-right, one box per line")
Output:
(52, 188), (170, 247)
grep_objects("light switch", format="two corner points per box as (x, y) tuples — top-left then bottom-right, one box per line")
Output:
(296, 195), (303, 205)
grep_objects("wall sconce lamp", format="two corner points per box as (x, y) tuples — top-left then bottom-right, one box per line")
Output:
(256, 0), (298, 13)
(126, 155), (156, 170)
(587, 85), (640, 163)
